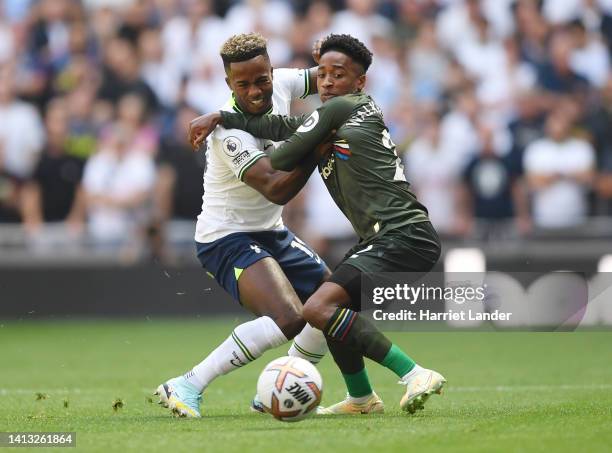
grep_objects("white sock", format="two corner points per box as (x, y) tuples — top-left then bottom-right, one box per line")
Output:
(184, 316), (288, 392)
(288, 323), (327, 364)
(401, 364), (425, 382)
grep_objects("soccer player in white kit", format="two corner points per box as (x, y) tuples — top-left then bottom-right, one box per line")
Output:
(155, 33), (330, 418)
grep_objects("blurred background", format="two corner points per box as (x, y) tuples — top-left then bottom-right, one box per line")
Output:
(1, 0), (612, 319)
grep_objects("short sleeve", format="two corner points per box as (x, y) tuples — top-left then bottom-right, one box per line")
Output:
(273, 68), (312, 100)
(523, 141), (549, 174)
(571, 141), (595, 170)
(210, 127), (266, 181)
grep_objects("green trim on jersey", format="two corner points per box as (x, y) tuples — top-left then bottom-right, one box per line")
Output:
(300, 69), (310, 99)
(238, 153), (266, 181)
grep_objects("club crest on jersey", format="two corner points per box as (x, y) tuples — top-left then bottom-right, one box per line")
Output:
(297, 110), (319, 133)
(222, 136), (242, 157)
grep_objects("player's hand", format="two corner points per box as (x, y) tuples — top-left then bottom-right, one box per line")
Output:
(313, 129), (336, 161)
(314, 141), (333, 162)
(312, 38), (323, 64)
(188, 112), (222, 150)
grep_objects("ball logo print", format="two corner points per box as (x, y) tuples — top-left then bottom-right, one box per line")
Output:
(222, 136), (242, 157)
(256, 356), (323, 422)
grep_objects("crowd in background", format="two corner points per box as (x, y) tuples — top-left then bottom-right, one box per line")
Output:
(0, 0), (611, 262)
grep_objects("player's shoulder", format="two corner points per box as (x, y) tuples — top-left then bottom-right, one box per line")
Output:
(273, 67), (306, 85)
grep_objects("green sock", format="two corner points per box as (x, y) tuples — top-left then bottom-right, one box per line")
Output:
(342, 368), (373, 398)
(381, 344), (416, 378)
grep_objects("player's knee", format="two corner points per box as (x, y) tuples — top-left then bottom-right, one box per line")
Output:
(302, 297), (329, 331)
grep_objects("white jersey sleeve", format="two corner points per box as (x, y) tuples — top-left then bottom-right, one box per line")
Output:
(209, 127), (266, 181)
(273, 68), (312, 100)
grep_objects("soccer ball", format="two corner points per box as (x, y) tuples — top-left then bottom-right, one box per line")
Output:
(256, 356), (323, 422)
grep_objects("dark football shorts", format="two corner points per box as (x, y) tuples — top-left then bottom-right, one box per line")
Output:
(196, 228), (327, 304)
(328, 221), (441, 308)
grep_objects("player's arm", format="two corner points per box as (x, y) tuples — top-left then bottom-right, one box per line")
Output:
(224, 97), (354, 171)
(216, 129), (323, 206)
(242, 154), (318, 206)
(189, 112), (307, 149)
(219, 111), (308, 141)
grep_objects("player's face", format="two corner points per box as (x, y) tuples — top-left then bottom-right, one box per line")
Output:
(226, 55), (274, 115)
(317, 50), (366, 103)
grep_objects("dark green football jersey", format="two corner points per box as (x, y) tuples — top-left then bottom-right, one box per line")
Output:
(220, 92), (429, 242)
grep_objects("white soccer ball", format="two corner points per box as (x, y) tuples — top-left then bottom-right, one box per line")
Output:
(256, 356), (323, 422)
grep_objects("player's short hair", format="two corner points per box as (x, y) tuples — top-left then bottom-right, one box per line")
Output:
(319, 34), (373, 73)
(220, 33), (269, 72)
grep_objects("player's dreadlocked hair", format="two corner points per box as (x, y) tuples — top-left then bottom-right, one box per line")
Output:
(319, 34), (373, 73)
(220, 33), (269, 72)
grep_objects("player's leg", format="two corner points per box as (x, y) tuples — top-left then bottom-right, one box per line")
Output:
(183, 258), (306, 391)
(302, 223), (446, 413)
(157, 234), (307, 417)
(262, 229), (330, 363)
(249, 229), (331, 413)
(318, 340), (384, 415)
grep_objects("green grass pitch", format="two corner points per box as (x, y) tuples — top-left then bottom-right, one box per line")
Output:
(1, 319), (611, 452)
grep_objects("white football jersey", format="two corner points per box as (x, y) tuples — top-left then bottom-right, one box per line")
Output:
(195, 68), (312, 243)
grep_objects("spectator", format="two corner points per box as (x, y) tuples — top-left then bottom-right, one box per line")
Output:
(0, 65), (45, 180)
(507, 89), (546, 168)
(161, 0), (226, 76)
(407, 19), (449, 103)
(21, 98), (85, 235)
(109, 93), (158, 155)
(513, 0), (550, 67)
(523, 110), (595, 228)
(65, 85), (98, 160)
(97, 37), (158, 112)
(404, 110), (467, 235)
(568, 19), (611, 88)
(330, 0), (394, 47)
(537, 31), (591, 96)
(461, 124), (531, 237)
(590, 77), (612, 213)
(82, 125), (156, 249)
(155, 104), (205, 223)
(138, 27), (181, 110)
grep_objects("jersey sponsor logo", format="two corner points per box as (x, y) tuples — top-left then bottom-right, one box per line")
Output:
(320, 155), (335, 180)
(232, 150), (251, 167)
(222, 136), (242, 157)
(297, 110), (319, 133)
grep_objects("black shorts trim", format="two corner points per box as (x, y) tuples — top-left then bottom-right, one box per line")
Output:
(328, 263), (362, 311)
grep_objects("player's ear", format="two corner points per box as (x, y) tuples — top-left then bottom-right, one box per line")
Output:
(225, 76), (231, 90)
(356, 74), (366, 92)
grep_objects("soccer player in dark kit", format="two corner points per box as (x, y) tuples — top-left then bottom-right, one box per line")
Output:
(197, 34), (446, 415)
